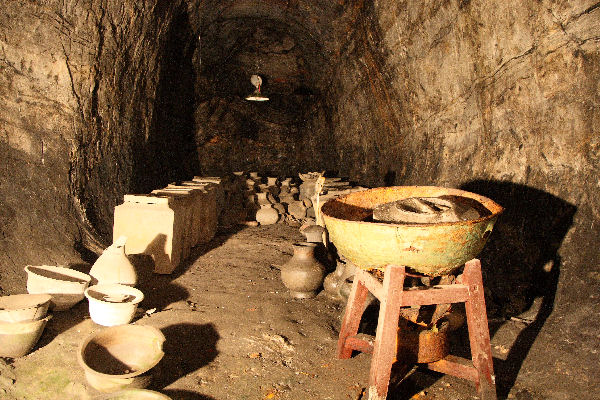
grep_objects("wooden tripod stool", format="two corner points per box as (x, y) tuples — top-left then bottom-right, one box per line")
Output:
(337, 259), (496, 400)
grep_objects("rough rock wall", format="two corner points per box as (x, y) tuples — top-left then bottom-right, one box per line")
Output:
(0, 0), (185, 292)
(328, 0), (600, 393)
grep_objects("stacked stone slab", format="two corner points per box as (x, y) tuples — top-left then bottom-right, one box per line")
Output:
(113, 178), (221, 274)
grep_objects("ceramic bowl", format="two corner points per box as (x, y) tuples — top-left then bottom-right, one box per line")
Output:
(0, 294), (52, 323)
(78, 325), (165, 392)
(85, 284), (144, 326)
(25, 265), (92, 310)
(100, 388), (171, 399)
(0, 315), (52, 357)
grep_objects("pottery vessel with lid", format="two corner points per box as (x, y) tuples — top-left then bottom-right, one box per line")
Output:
(90, 236), (137, 286)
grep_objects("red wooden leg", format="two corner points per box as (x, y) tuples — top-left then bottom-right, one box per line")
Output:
(337, 273), (370, 359)
(464, 259), (497, 400)
(368, 265), (406, 400)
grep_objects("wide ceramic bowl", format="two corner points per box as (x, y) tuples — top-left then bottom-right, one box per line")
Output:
(321, 186), (503, 276)
(0, 315), (52, 358)
(78, 325), (165, 393)
(100, 389), (172, 399)
(25, 265), (92, 311)
(0, 294), (52, 323)
(85, 284), (144, 326)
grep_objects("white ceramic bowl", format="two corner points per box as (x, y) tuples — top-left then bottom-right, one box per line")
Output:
(25, 265), (92, 311)
(85, 284), (144, 326)
(0, 294), (52, 323)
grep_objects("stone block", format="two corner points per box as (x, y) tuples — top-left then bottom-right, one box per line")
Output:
(151, 189), (195, 260)
(181, 181), (219, 243)
(113, 195), (186, 274)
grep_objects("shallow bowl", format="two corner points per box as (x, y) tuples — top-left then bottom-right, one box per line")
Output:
(0, 294), (52, 323)
(25, 265), (92, 310)
(0, 315), (52, 357)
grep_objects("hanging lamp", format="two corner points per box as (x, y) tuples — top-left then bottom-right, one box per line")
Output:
(245, 74), (269, 101)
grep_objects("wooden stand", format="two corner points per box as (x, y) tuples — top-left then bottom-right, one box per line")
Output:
(337, 259), (496, 400)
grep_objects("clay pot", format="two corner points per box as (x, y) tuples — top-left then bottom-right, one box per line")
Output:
(280, 243), (326, 299)
(272, 202), (286, 215)
(256, 192), (272, 206)
(78, 325), (165, 392)
(0, 294), (52, 323)
(323, 261), (346, 300)
(267, 177), (278, 186)
(85, 284), (144, 326)
(256, 204), (279, 225)
(278, 194), (295, 205)
(281, 178), (292, 187)
(25, 265), (92, 311)
(246, 179), (256, 190)
(0, 315), (52, 357)
(300, 224), (325, 243)
(90, 236), (137, 286)
(397, 322), (449, 363)
(287, 201), (307, 219)
(249, 172), (260, 181)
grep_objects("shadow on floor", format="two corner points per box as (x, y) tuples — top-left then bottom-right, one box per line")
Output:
(130, 225), (245, 312)
(161, 389), (217, 400)
(151, 322), (220, 390)
(461, 180), (575, 398)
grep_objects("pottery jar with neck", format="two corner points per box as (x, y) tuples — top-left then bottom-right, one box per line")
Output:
(280, 243), (326, 299)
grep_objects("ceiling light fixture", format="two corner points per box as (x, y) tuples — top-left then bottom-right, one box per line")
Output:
(245, 74), (269, 102)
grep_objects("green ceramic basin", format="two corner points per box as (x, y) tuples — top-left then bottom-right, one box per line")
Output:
(321, 186), (503, 276)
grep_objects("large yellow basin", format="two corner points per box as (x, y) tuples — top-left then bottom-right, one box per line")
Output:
(321, 186), (503, 276)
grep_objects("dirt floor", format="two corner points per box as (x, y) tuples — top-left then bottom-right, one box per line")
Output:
(0, 224), (595, 399)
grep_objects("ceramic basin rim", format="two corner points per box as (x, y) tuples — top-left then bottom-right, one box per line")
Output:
(321, 185), (504, 228)
(77, 325), (166, 379)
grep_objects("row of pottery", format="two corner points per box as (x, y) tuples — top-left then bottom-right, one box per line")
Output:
(10, 238), (168, 394)
(82, 238), (165, 393)
(243, 173), (300, 225)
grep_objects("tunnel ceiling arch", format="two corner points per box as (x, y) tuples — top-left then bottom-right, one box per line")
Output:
(187, 0), (345, 98)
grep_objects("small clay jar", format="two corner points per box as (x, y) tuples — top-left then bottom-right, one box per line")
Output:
(256, 204), (279, 225)
(300, 224), (325, 243)
(256, 192), (272, 206)
(272, 202), (286, 215)
(287, 201), (307, 219)
(280, 243), (326, 299)
(323, 260), (346, 300)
